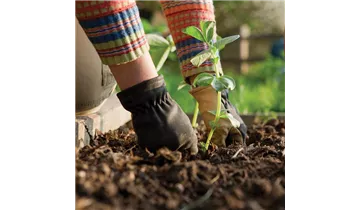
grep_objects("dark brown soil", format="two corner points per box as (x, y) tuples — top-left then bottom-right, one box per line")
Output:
(76, 119), (285, 210)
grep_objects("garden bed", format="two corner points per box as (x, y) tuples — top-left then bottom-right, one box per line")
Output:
(76, 118), (285, 210)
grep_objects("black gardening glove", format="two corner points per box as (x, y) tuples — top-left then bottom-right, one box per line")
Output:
(117, 75), (198, 154)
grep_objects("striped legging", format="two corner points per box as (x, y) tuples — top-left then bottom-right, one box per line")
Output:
(75, 0), (221, 81)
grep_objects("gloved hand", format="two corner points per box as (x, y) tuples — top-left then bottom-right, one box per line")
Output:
(117, 75), (198, 154)
(189, 85), (247, 147)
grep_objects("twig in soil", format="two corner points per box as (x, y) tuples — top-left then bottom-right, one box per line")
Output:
(231, 147), (244, 159)
(210, 174), (220, 184)
(145, 148), (154, 157)
(141, 172), (172, 198)
(124, 145), (137, 154)
(217, 166), (227, 183)
(247, 144), (256, 152)
(248, 200), (265, 210)
(180, 188), (214, 210)
(243, 136), (248, 153)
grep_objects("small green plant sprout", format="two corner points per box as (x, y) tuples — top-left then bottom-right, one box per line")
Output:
(177, 34), (224, 129)
(146, 34), (176, 71)
(182, 20), (241, 151)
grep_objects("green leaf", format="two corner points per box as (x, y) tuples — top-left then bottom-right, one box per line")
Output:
(193, 73), (215, 87)
(146, 34), (170, 48)
(206, 26), (214, 43)
(170, 46), (176, 52)
(226, 113), (241, 128)
(190, 49), (212, 67)
(209, 120), (218, 130)
(167, 51), (177, 61)
(209, 76), (236, 91)
(210, 47), (218, 58)
(155, 48), (171, 71)
(166, 35), (176, 52)
(141, 18), (154, 33)
(212, 57), (219, 65)
(219, 111), (230, 119)
(208, 110), (216, 116)
(146, 34), (171, 71)
(200, 21), (211, 34)
(177, 80), (188, 90)
(199, 142), (207, 152)
(115, 84), (121, 93)
(211, 78), (227, 92)
(218, 75), (236, 90)
(214, 35), (240, 50)
(208, 110), (227, 116)
(219, 114), (229, 119)
(200, 20), (215, 43)
(182, 26), (206, 42)
(221, 109), (228, 115)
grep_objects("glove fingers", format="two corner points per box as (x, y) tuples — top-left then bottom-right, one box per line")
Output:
(180, 132), (199, 155)
(211, 127), (229, 147)
(226, 127), (244, 146)
(239, 123), (247, 141)
(189, 141), (198, 155)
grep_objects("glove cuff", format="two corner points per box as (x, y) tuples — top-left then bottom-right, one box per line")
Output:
(117, 75), (168, 113)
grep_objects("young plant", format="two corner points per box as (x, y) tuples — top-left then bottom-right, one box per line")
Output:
(177, 35), (224, 129)
(146, 34), (176, 71)
(182, 21), (241, 151)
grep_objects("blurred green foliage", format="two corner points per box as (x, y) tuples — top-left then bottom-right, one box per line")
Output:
(115, 5), (285, 114)
(138, 1), (284, 34)
(141, 18), (168, 35)
(227, 54), (285, 114)
(142, 18), (178, 62)
(160, 54), (285, 114)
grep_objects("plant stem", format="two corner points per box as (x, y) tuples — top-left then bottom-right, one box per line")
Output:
(205, 128), (215, 150)
(205, 91), (221, 150)
(192, 102), (199, 128)
(204, 55), (222, 150)
(215, 62), (220, 78)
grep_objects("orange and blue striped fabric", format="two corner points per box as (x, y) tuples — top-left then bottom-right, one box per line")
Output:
(76, 0), (149, 65)
(160, 0), (222, 79)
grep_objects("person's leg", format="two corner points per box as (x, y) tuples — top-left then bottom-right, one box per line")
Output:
(160, 0), (247, 147)
(75, 0), (198, 154)
(76, 0), (157, 90)
(110, 52), (158, 90)
(159, 0), (221, 84)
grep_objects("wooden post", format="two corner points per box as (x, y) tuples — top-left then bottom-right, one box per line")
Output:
(240, 24), (251, 74)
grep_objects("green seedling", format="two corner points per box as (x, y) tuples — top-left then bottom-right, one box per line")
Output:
(182, 20), (241, 151)
(177, 34), (224, 129)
